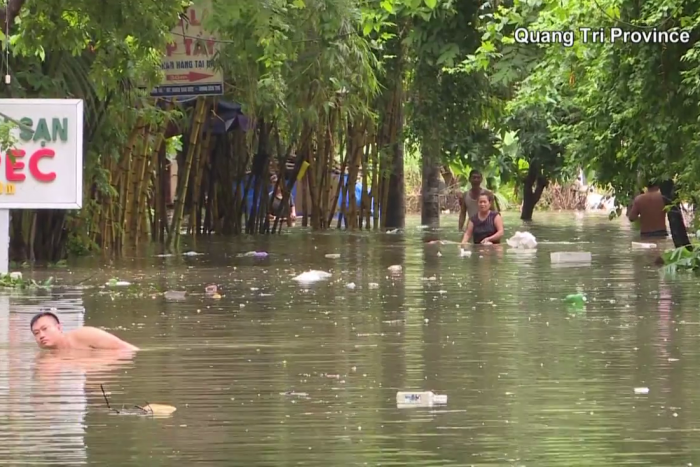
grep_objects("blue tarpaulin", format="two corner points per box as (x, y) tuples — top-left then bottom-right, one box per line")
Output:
(234, 174), (374, 217)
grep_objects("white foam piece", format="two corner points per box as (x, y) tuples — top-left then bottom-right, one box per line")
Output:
(550, 252), (592, 264)
(631, 242), (656, 249)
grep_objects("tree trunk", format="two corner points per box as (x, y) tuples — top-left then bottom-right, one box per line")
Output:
(521, 164), (548, 221)
(421, 136), (441, 228)
(384, 35), (406, 230)
(660, 179), (691, 249)
(385, 126), (405, 229)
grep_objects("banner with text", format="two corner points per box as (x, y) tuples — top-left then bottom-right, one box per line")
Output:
(0, 99), (83, 209)
(152, 0), (224, 97)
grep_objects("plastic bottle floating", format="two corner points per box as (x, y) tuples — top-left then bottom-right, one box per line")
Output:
(100, 385), (176, 418)
(396, 390), (448, 408)
(460, 248), (472, 257)
(564, 293), (587, 307)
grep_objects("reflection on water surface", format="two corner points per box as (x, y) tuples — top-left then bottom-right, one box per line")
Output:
(1, 213), (700, 466)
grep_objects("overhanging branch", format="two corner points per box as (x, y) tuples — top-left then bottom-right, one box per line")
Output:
(0, 0), (25, 31)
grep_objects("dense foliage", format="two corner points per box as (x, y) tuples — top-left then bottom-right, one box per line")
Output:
(7, 0), (700, 260)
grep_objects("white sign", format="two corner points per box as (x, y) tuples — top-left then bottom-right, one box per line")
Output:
(0, 99), (83, 209)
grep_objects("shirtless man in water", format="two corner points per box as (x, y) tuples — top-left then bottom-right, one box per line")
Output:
(627, 182), (668, 238)
(30, 311), (139, 351)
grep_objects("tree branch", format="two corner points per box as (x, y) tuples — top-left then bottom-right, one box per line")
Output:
(0, 0), (25, 30)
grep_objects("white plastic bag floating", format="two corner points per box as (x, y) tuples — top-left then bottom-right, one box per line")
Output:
(292, 270), (332, 283)
(506, 231), (537, 249)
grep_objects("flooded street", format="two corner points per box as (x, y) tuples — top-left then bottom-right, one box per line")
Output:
(2, 212), (700, 466)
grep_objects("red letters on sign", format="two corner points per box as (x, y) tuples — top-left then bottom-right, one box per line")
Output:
(6, 149), (25, 181)
(29, 148), (56, 182)
(2, 148), (57, 183)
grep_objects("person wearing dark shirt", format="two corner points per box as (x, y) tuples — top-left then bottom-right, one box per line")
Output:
(268, 174), (296, 226)
(461, 192), (504, 244)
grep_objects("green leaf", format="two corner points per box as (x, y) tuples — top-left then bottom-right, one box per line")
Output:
(424, 0), (437, 8)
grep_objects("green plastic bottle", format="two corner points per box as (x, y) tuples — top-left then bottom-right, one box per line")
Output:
(564, 293), (586, 306)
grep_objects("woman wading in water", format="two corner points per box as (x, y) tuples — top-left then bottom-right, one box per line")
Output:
(461, 193), (504, 245)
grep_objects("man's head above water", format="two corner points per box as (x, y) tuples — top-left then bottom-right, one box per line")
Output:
(29, 310), (139, 351)
(469, 169), (483, 189)
(30, 311), (63, 349)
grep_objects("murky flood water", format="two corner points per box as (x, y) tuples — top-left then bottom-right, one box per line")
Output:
(2, 212), (700, 466)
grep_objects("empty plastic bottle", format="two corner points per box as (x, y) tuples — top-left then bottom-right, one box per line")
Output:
(564, 293), (586, 306)
(396, 391), (448, 406)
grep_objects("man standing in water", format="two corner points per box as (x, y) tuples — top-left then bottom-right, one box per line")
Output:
(627, 182), (669, 238)
(458, 170), (494, 231)
(30, 311), (139, 351)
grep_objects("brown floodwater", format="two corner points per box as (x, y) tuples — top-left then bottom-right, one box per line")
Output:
(1, 212), (699, 466)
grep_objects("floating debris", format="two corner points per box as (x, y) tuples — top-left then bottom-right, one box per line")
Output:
(325, 253), (341, 259)
(280, 391), (309, 398)
(506, 231), (538, 249)
(106, 279), (131, 287)
(238, 251), (268, 258)
(164, 290), (187, 301)
(182, 251), (204, 256)
(100, 385), (176, 418)
(293, 270), (332, 283)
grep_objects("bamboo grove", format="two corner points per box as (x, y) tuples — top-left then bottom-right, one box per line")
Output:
(3, 0), (514, 261)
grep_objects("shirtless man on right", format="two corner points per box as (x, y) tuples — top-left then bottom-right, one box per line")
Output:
(30, 311), (139, 351)
(627, 182), (668, 238)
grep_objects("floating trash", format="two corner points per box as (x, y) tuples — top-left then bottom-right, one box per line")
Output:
(506, 231), (537, 249)
(164, 290), (187, 301)
(631, 242), (656, 249)
(293, 270), (332, 283)
(106, 279), (131, 287)
(100, 385), (176, 418)
(325, 253), (341, 259)
(634, 387), (650, 395)
(238, 251), (268, 258)
(396, 390), (447, 408)
(551, 252), (592, 264)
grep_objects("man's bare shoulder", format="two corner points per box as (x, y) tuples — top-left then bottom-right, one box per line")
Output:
(66, 326), (139, 350)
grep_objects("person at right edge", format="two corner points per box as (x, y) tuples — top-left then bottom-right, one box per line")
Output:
(627, 181), (668, 238)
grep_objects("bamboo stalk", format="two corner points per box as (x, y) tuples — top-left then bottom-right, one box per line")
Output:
(186, 126), (207, 237)
(136, 131), (166, 243)
(167, 97), (209, 248)
(189, 122), (213, 235)
(129, 127), (152, 243)
(118, 124), (145, 250)
(327, 133), (349, 226)
(371, 138), (379, 229)
(360, 140), (371, 229)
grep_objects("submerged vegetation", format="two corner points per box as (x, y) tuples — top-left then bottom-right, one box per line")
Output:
(0, 272), (53, 289)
